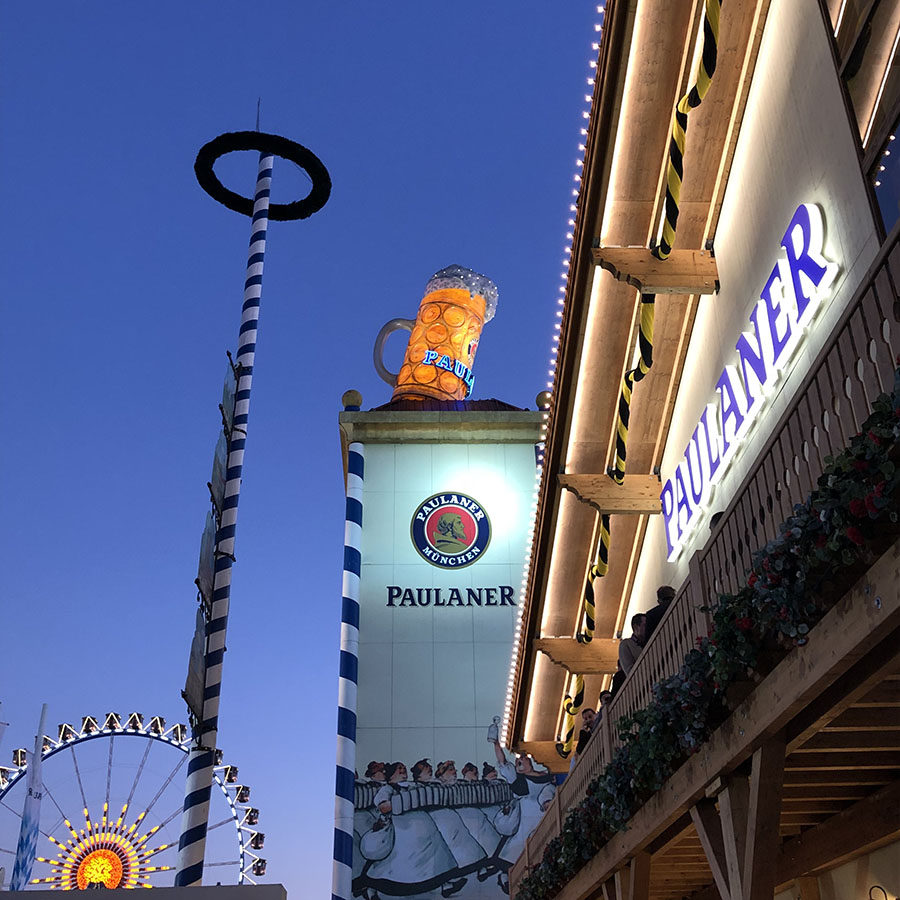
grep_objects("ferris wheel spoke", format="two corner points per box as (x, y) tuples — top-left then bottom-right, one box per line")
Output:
(0, 798), (53, 840)
(0, 799), (21, 819)
(124, 736), (152, 813)
(207, 816), (233, 832)
(104, 734), (114, 815)
(69, 744), (89, 813)
(155, 805), (185, 833)
(203, 861), (240, 867)
(41, 781), (68, 822)
(40, 782), (74, 843)
(1, 845), (16, 854)
(141, 753), (187, 820)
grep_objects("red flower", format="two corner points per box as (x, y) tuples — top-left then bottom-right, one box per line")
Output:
(875, 480), (886, 497)
(846, 525), (865, 546)
(867, 430), (882, 445)
(865, 493), (878, 514)
(849, 498), (867, 517)
(735, 617), (752, 632)
(853, 460), (869, 471)
(748, 573), (758, 587)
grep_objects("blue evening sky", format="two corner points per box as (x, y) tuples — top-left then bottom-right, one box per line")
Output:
(1, 4), (595, 895)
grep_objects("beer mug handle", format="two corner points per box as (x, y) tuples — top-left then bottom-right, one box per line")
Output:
(373, 318), (415, 386)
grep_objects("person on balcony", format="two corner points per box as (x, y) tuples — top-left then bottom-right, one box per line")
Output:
(618, 613), (648, 675)
(644, 585), (676, 640)
(569, 706), (597, 771)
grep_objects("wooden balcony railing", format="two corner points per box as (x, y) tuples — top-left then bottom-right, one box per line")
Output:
(509, 222), (900, 895)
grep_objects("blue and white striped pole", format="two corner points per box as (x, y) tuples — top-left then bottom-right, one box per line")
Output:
(175, 152), (273, 887)
(332, 442), (364, 900)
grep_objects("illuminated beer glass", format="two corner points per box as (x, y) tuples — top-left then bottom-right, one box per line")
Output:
(374, 264), (498, 402)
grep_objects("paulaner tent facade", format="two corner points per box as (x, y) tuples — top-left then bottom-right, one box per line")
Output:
(505, 1), (900, 900)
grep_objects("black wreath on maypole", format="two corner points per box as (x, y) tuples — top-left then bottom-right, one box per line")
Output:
(194, 131), (331, 220)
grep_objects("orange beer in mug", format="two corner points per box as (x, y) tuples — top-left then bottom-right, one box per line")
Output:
(374, 265), (498, 403)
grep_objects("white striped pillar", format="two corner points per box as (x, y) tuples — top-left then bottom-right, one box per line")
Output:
(332, 442), (364, 900)
(175, 151), (274, 887)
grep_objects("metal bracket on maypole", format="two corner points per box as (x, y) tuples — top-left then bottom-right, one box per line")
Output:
(175, 131), (330, 887)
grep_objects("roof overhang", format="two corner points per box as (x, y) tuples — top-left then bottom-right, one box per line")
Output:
(508, 0), (774, 763)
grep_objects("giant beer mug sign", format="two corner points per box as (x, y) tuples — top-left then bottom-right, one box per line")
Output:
(374, 265), (498, 402)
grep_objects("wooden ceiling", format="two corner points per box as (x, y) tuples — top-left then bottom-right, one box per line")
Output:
(648, 674), (900, 900)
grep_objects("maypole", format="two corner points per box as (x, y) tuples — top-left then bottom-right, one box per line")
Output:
(175, 131), (330, 886)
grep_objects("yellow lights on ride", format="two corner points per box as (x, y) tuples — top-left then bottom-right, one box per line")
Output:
(30, 803), (172, 890)
(77, 849), (123, 890)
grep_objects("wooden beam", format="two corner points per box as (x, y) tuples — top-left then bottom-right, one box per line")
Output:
(782, 784), (870, 800)
(534, 637), (620, 675)
(690, 799), (730, 900)
(686, 741), (786, 900)
(856, 680), (900, 705)
(784, 751), (900, 770)
(795, 731), (900, 751)
(786, 632), (900, 752)
(776, 780), (900, 885)
(591, 247), (719, 294)
(780, 799), (848, 813)
(720, 775), (750, 900)
(615, 852), (651, 900)
(742, 737), (786, 900)
(558, 474), (661, 515)
(794, 877), (821, 900)
(782, 769), (897, 786)
(824, 706), (900, 730)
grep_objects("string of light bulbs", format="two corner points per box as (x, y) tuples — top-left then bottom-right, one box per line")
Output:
(501, 4), (607, 747)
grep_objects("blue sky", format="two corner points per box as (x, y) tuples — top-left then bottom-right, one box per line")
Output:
(0, 3), (594, 895)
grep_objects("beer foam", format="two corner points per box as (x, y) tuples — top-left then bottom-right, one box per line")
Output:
(425, 264), (499, 322)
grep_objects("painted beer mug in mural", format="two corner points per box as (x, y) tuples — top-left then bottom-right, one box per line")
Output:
(374, 265), (499, 402)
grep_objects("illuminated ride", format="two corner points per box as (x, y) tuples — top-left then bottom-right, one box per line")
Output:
(0, 713), (265, 889)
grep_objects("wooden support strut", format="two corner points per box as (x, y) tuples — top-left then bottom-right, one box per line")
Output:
(534, 637), (619, 675)
(558, 474), (661, 516)
(689, 736), (786, 900)
(591, 247), (719, 294)
(614, 852), (651, 900)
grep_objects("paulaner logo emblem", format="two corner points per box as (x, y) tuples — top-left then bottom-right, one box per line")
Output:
(410, 492), (491, 568)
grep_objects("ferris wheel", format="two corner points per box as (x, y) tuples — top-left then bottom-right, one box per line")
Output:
(0, 712), (265, 890)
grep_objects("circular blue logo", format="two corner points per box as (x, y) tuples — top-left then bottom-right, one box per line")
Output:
(410, 492), (491, 569)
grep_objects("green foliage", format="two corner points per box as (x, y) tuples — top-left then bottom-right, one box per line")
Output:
(515, 367), (900, 900)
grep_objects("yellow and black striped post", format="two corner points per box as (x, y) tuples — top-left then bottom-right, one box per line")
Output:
(612, 295), (656, 484)
(555, 674), (585, 758)
(579, 513), (610, 643)
(657, 0), (722, 260)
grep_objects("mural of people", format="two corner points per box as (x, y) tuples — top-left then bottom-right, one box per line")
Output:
(352, 721), (556, 900)
(489, 737), (556, 895)
(362, 762), (457, 898)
